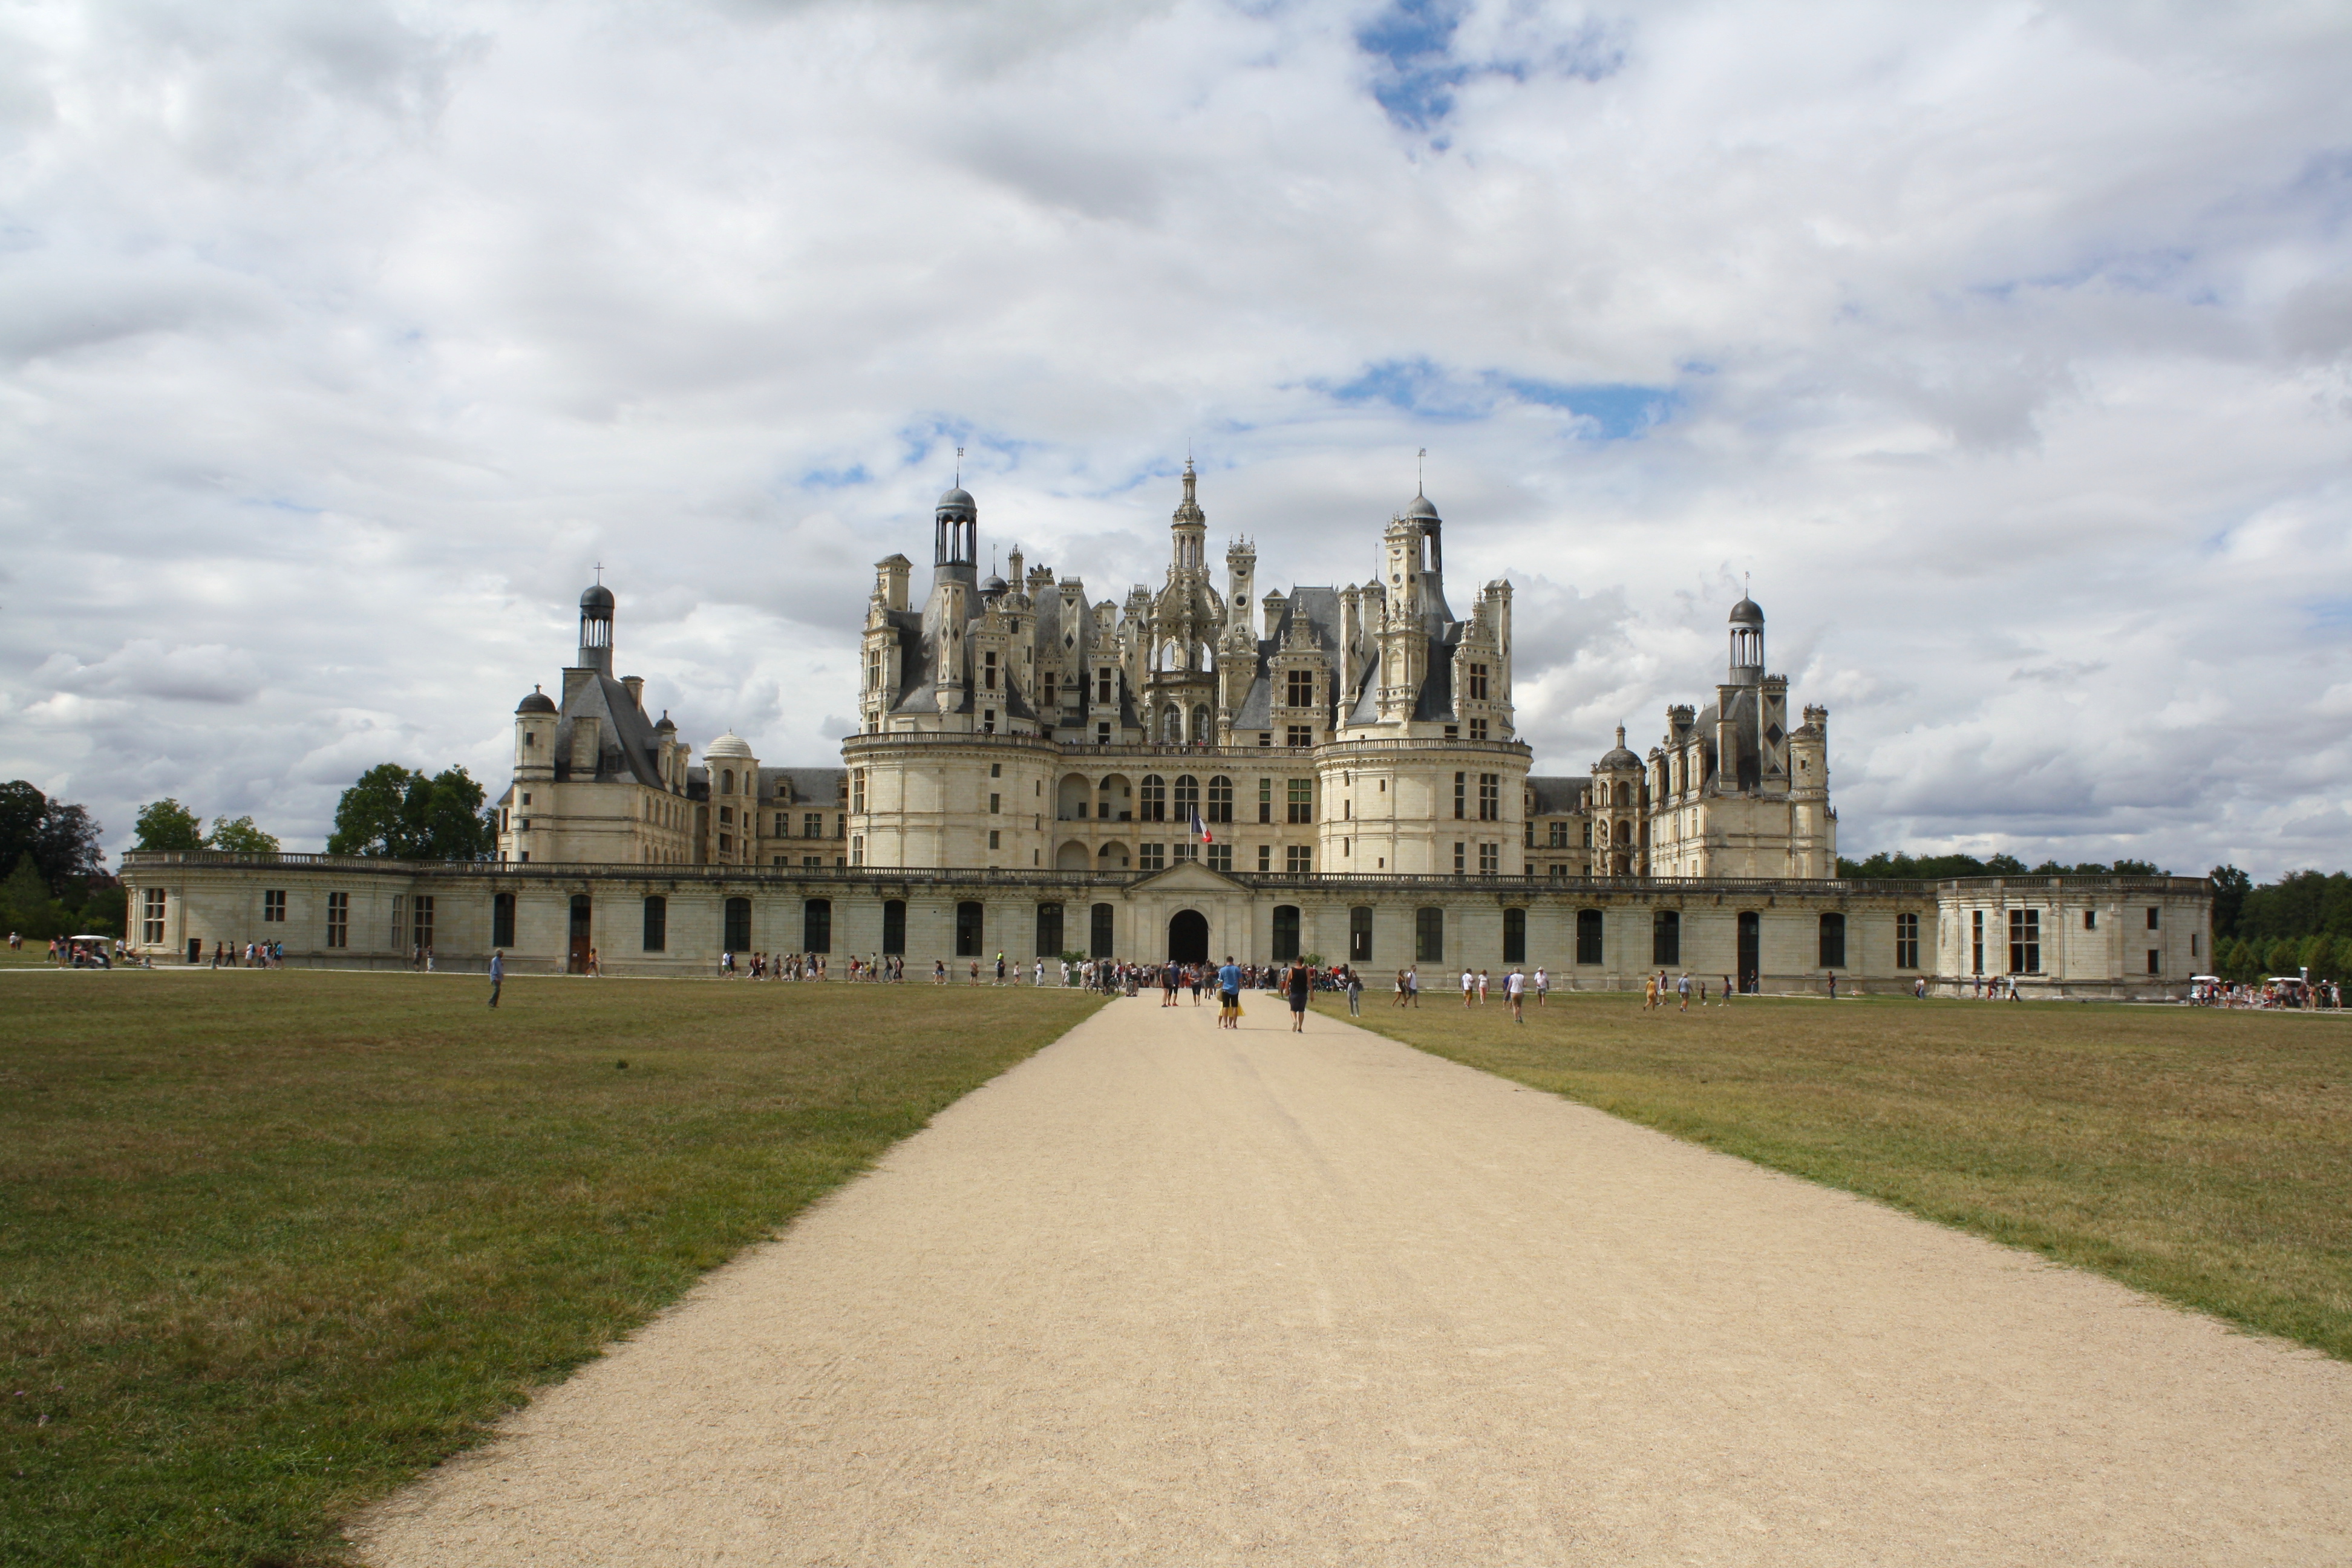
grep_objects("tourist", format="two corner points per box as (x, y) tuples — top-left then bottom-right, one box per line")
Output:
(1506, 965), (1526, 1022)
(934, 959), (947, 983)
(1477, 969), (1490, 1004)
(1218, 955), (1241, 1028)
(1677, 972), (1691, 1012)
(1344, 965), (1362, 1016)
(995, 952), (1007, 985)
(1535, 966), (1548, 1006)
(1644, 973), (1658, 1010)
(1405, 965), (1420, 1007)
(1161, 964), (1179, 1007)
(1286, 960), (1311, 1032)
(970, 960), (981, 984)
(488, 949), (503, 1008)
(1034, 958), (1044, 987)
(1462, 968), (1475, 1008)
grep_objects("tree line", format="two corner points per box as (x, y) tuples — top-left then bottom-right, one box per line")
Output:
(2208, 866), (2351, 984)
(1837, 852), (2167, 879)
(0, 780), (116, 940)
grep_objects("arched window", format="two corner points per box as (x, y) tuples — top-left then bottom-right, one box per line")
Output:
(1162, 707), (1183, 743)
(1613, 781), (1630, 809)
(881, 898), (906, 955)
(1192, 704), (1211, 741)
(955, 900), (983, 958)
(1138, 775), (1167, 822)
(1172, 775), (1200, 822)
(1652, 909), (1680, 965)
(1415, 907), (1445, 964)
(1503, 907), (1526, 964)
(722, 768), (736, 794)
(641, 896), (666, 952)
(1206, 776), (1233, 823)
(804, 898), (831, 955)
(1272, 904), (1301, 961)
(1090, 902), (1115, 958)
(723, 897), (751, 952)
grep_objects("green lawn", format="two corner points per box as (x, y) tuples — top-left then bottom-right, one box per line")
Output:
(1, 968), (1105, 1567)
(1331, 989), (2352, 1361)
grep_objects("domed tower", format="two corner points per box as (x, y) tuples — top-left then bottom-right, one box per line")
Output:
(578, 583), (616, 676)
(933, 486), (978, 589)
(1728, 594), (1764, 685)
(704, 731), (759, 866)
(1592, 724), (1647, 877)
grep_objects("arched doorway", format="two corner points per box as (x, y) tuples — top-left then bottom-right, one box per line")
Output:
(1167, 909), (1209, 964)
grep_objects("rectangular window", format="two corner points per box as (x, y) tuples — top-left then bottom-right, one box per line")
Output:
(1172, 842), (1196, 863)
(1287, 778), (1312, 824)
(803, 812), (823, 838)
(642, 896), (667, 951)
(719, 805), (733, 825)
(1469, 718), (1488, 740)
(1036, 903), (1063, 959)
(1818, 912), (1846, 969)
(1549, 820), (1568, 848)
(1272, 904), (1301, 961)
(1416, 906), (1445, 964)
(775, 814), (788, 837)
(142, 887), (166, 944)
(803, 855), (823, 868)
(1524, 821), (1533, 848)
(1090, 902), (1114, 958)
(1576, 908), (1603, 965)
(1258, 778), (1272, 823)
(882, 899), (906, 955)
(1895, 911), (1919, 969)
(2191, 932), (2200, 958)
(1042, 673), (1057, 708)
(1453, 842), (1466, 874)
(1503, 907), (1526, 964)
(1971, 909), (1984, 975)
(1350, 906), (1374, 962)
(1468, 663), (1488, 700)
(1286, 845), (1312, 874)
(1257, 844), (1272, 872)
(984, 650), (998, 690)
(326, 891), (349, 949)
(1655, 909), (1681, 965)
(988, 830), (1001, 850)
(2084, 909), (2097, 930)
(2148, 948), (2161, 975)
(1207, 843), (1232, 872)
(805, 898), (832, 955)
(1140, 843), (1166, 871)
(989, 793), (1001, 814)
(724, 898), (751, 951)
(390, 894), (405, 948)
(263, 889), (286, 923)
(1478, 843), (1498, 874)
(851, 769), (866, 812)
(1454, 771), (1466, 820)
(2146, 906), (2160, 930)
(492, 892), (515, 948)
(413, 895), (435, 954)
(990, 762), (1001, 778)
(2008, 908), (2040, 974)
(956, 900), (983, 958)
(1286, 724), (1312, 746)
(1285, 668), (1314, 707)
(1207, 776), (1233, 823)
(1478, 773), (1500, 822)
(1098, 668), (1112, 703)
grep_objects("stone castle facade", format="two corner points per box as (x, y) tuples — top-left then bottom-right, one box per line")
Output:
(491, 466), (1835, 884)
(119, 462), (2210, 997)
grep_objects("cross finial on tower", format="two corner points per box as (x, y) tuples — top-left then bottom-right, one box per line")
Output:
(594, 561), (604, 584)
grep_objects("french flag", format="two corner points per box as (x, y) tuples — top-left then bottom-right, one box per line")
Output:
(1192, 809), (1213, 844)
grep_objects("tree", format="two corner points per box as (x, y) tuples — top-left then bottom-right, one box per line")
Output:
(134, 799), (206, 854)
(327, 765), (494, 861)
(204, 815), (280, 854)
(0, 855), (68, 940)
(2209, 865), (2251, 940)
(0, 780), (106, 893)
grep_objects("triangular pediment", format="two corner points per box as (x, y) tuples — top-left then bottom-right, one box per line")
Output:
(1131, 860), (1247, 893)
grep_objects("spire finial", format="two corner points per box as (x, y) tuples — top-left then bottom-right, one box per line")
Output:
(1417, 447), (1426, 494)
(593, 561), (604, 584)
(955, 446), (964, 485)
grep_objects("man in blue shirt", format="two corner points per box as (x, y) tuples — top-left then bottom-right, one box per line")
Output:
(488, 950), (504, 1009)
(1216, 955), (1241, 1030)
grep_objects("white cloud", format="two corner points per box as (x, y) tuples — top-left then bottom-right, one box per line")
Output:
(0, 0), (2347, 877)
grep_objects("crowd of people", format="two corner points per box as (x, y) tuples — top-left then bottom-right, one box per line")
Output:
(2189, 976), (2342, 1008)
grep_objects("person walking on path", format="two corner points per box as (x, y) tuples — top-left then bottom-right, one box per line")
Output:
(996, 953), (1007, 985)
(1217, 956), (1241, 1028)
(1462, 968), (1475, 1008)
(1406, 966), (1420, 1007)
(488, 950), (503, 1009)
(1535, 966), (1548, 1007)
(1506, 966), (1526, 1023)
(1344, 965), (1363, 1017)
(1644, 973), (1658, 1010)
(1285, 961), (1312, 1033)
(1677, 972), (1691, 1013)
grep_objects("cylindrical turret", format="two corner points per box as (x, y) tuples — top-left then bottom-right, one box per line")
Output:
(578, 584), (615, 675)
(1728, 595), (1764, 685)
(933, 486), (978, 586)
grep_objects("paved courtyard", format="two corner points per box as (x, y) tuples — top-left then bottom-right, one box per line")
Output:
(358, 997), (2352, 1566)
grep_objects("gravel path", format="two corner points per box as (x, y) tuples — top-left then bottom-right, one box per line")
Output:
(356, 996), (2352, 1566)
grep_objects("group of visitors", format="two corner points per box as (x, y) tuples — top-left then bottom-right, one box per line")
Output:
(2191, 976), (2342, 1008)
(207, 940), (283, 969)
(37, 935), (142, 968)
(717, 950), (871, 981)
(1641, 970), (1740, 1011)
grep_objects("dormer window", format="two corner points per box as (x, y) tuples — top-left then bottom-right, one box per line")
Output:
(1468, 663), (1489, 700)
(984, 650), (999, 690)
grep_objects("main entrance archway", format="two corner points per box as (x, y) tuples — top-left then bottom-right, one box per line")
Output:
(1167, 909), (1209, 964)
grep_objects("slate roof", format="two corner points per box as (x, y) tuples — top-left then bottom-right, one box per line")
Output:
(554, 675), (667, 787)
(1526, 775), (1591, 815)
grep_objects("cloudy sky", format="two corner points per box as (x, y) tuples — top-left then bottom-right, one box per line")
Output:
(2, 0), (2348, 877)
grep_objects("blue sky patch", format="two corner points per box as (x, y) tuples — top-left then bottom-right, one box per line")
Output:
(1317, 359), (1677, 439)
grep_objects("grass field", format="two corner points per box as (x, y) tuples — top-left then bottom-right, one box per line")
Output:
(1331, 988), (2352, 1361)
(1, 967), (1106, 1567)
